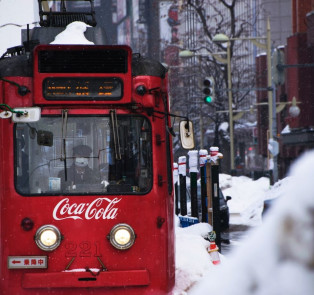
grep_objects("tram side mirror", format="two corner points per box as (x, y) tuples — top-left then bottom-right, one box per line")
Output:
(37, 130), (53, 147)
(179, 120), (195, 150)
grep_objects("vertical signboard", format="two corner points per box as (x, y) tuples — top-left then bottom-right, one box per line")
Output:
(160, 1), (180, 66)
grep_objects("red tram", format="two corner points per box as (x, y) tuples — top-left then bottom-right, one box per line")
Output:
(0, 23), (187, 294)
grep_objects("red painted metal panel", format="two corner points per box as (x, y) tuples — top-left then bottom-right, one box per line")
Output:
(22, 269), (150, 288)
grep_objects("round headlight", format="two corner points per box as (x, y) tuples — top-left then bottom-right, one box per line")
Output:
(109, 223), (135, 250)
(35, 225), (62, 251)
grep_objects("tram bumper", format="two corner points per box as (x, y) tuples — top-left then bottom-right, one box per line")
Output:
(22, 269), (150, 288)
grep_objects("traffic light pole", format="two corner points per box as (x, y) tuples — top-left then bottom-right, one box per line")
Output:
(226, 42), (235, 173)
(266, 19), (274, 182)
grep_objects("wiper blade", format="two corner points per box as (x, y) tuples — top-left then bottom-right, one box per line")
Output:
(61, 109), (68, 181)
(110, 109), (121, 160)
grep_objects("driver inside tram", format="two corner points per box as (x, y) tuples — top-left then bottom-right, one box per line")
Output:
(58, 144), (100, 191)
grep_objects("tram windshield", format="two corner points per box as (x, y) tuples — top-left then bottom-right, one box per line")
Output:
(15, 114), (152, 195)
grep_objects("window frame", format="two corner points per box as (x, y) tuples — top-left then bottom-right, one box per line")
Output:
(14, 114), (153, 197)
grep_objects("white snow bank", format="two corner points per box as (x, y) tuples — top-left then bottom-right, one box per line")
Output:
(189, 150), (314, 295)
(264, 176), (293, 201)
(220, 174), (270, 225)
(173, 219), (221, 295)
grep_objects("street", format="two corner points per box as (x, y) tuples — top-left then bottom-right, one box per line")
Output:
(221, 224), (253, 255)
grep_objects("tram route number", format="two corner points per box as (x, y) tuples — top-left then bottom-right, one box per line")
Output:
(65, 241), (102, 257)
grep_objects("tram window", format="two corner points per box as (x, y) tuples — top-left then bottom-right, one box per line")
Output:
(14, 115), (152, 196)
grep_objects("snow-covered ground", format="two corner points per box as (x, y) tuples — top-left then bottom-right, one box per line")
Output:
(175, 150), (314, 295)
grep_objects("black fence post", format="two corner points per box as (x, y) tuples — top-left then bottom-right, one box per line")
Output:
(209, 147), (222, 252)
(173, 162), (179, 215)
(188, 150), (198, 219)
(178, 156), (187, 216)
(206, 154), (213, 227)
(199, 149), (208, 222)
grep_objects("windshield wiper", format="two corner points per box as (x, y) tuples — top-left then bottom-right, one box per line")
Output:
(61, 109), (68, 181)
(110, 109), (121, 161)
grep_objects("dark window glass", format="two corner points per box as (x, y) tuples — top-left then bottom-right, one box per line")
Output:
(15, 115), (152, 195)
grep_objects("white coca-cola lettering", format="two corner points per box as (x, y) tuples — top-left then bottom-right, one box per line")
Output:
(53, 198), (121, 220)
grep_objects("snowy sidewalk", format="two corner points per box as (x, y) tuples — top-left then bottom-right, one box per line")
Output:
(174, 151), (314, 295)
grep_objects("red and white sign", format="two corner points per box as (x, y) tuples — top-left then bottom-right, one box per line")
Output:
(8, 256), (47, 269)
(53, 197), (121, 221)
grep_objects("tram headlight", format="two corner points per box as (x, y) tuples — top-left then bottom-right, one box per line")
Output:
(35, 225), (62, 251)
(109, 223), (135, 250)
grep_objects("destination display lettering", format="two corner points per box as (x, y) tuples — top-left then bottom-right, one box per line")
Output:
(43, 77), (123, 100)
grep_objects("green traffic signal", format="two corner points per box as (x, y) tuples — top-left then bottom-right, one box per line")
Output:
(203, 76), (215, 103)
(204, 96), (213, 103)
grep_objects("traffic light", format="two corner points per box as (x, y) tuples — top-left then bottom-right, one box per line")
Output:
(203, 76), (215, 103)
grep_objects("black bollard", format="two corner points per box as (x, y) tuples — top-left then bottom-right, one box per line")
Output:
(173, 163), (180, 215)
(178, 156), (187, 216)
(188, 150), (199, 219)
(209, 147), (222, 252)
(199, 149), (208, 222)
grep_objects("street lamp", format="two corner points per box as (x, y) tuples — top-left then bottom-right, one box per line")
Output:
(179, 50), (195, 58)
(212, 19), (273, 177)
(212, 33), (234, 172)
(258, 96), (301, 117)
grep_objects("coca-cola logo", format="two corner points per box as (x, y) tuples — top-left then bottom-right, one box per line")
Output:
(53, 198), (121, 220)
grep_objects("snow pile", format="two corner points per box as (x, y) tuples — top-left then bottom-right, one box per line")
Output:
(264, 176), (294, 201)
(188, 150), (314, 295)
(50, 21), (94, 45)
(173, 219), (218, 295)
(174, 170), (274, 294)
(220, 174), (270, 225)
(184, 173), (269, 225)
